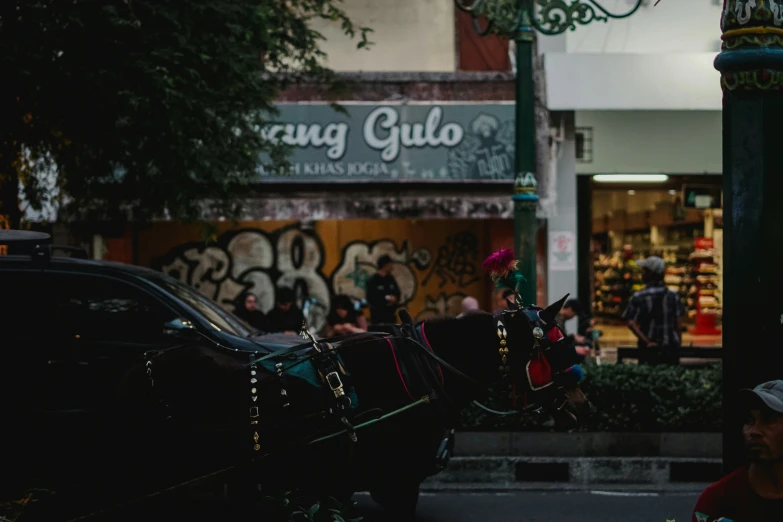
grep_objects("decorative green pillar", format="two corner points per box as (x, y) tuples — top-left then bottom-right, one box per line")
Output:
(454, 0), (643, 307)
(714, 0), (783, 473)
(512, 26), (539, 307)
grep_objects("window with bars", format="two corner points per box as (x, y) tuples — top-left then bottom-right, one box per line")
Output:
(575, 127), (593, 163)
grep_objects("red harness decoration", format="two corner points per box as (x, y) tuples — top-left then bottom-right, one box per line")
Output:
(525, 314), (566, 390)
(526, 349), (554, 390)
(547, 326), (565, 344)
(539, 310), (566, 344)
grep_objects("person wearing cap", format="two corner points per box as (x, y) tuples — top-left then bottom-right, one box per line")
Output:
(622, 255), (685, 365)
(691, 380), (783, 521)
(365, 254), (401, 325)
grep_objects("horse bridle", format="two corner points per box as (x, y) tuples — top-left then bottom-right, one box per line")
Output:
(473, 305), (576, 419)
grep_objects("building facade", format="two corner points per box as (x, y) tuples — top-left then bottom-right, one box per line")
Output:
(79, 0), (723, 342)
(76, 1), (524, 331)
(542, 0), (724, 346)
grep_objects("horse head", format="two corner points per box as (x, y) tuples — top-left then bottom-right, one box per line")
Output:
(479, 248), (590, 429)
(491, 292), (590, 430)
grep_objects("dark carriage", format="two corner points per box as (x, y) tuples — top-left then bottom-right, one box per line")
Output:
(0, 233), (589, 519)
(128, 301), (589, 516)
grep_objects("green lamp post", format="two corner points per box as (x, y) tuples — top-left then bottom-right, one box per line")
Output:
(454, 0), (643, 306)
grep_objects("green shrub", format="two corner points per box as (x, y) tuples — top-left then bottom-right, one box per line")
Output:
(459, 363), (723, 432)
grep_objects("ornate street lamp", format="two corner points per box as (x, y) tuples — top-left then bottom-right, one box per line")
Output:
(455, 0), (643, 307)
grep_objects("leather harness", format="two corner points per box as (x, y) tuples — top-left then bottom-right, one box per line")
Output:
(492, 306), (583, 420)
(144, 305), (580, 471)
(74, 305), (583, 522)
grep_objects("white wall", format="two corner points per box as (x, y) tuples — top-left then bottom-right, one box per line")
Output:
(542, 1), (724, 111)
(575, 110), (722, 175)
(310, 0), (456, 72)
(548, 115), (579, 324)
(545, 53), (721, 110)
(563, 0), (723, 54)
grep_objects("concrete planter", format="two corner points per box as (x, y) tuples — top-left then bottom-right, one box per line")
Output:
(454, 431), (722, 458)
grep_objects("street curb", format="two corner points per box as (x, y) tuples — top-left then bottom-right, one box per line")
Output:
(426, 456), (723, 487)
(417, 482), (711, 494)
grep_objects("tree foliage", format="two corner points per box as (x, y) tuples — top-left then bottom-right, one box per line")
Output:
(0, 0), (371, 226)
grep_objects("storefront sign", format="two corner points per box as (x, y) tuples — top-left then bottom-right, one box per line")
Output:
(258, 102), (515, 183)
(549, 231), (576, 271)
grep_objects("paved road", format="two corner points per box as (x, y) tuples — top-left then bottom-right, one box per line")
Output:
(5, 489), (700, 522)
(355, 490), (699, 522)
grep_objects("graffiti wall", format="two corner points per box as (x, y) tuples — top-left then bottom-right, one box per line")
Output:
(140, 219), (508, 333)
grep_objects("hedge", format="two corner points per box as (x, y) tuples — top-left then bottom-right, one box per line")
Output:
(459, 363), (723, 432)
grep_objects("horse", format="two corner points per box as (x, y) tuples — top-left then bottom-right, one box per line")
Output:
(105, 293), (589, 519)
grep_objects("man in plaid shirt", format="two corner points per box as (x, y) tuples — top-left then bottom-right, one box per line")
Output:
(622, 255), (685, 365)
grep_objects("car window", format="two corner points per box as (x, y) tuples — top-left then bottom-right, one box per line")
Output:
(52, 274), (177, 344)
(147, 275), (252, 338)
(0, 269), (48, 339)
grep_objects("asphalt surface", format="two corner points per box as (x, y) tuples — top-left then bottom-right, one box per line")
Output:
(4, 488), (701, 522)
(355, 490), (700, 522)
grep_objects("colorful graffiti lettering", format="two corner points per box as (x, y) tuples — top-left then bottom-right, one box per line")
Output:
(331, 239), (432, 305)
(151, 222), (488, 333)
(152, 225), (332, 333)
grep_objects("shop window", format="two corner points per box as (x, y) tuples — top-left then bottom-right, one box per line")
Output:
(588, 182), (724, 347)
(575, 127), (593, 163)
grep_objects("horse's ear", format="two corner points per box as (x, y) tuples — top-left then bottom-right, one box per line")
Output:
(506, 297), (520, 311)
(398, 308), (415, 326)
(540, 293), (569, 324)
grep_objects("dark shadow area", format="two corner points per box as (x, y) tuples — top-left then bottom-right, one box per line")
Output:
(515, 462), (570, 482)
(669, 461), (723, 483)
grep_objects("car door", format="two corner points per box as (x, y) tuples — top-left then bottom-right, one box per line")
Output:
(0, 267), (64, 481)
(0, 268), (55, 416)
(49, 272), (183, 419)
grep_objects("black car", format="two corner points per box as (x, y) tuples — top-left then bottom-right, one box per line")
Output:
(0, 232), (269, 499)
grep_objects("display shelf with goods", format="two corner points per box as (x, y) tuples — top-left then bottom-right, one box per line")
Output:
(689, 237), (722, 335)
(593, 251), (641, 320)
(592, 246), (692, 322)
(661, 247), (693, 320)
(587, 183), (724, 349)
(713, 227), (723, 316)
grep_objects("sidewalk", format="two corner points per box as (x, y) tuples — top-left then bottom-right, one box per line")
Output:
(427, 456), (722, 486)
(426, 432), (724, 490)
(420, 481), (712, 494)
